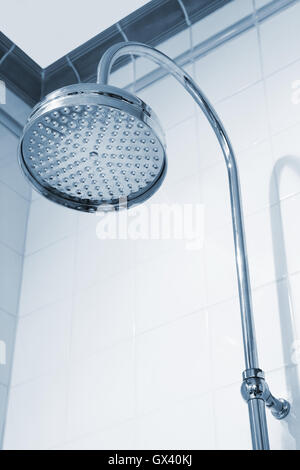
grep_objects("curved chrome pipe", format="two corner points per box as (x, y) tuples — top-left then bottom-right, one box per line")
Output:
(97, 42), (290, 450)
(98, 42), (258, 369)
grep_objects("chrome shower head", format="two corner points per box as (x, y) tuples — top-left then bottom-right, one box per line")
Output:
(19, 83), (166, 212)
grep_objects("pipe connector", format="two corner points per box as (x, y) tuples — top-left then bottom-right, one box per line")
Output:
(241, 369), (269, 402)
(241, 369), (290, 420)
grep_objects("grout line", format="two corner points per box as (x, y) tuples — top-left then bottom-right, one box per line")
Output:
(0, 238), (26, 258)
(18, 182), (300, 293)
(66, 56), (81, 83)
(252, 0), (282, 197)
(49, 415), (138, 450)
(0, 308), (18, 319)
(0, 177), (32, 203)
(9, 354), (296, 400)
(160, 64), (300, 136)
(9, 363), (296, 450)
(0, 45), (15, 67)
(40, 69), (45, 100)
(18, 178), (300, 286)
(130, 45), (139, 416)
(0, 109), (23, 137)
(63, 211), (79, 441)
(15, 293), (73, 320)
(0, 194), (31, 449)
(116, 22), (136, 96)
(177, 0), (192, 27)
(161, 72), (299, 138)
(6, 270), (300, 392)
(24, 230), (77, 258)
(125, 0), (298, 96)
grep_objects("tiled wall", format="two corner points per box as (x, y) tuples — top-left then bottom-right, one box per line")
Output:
(3, 0), (300, 450)
(0, 90), (31, 447)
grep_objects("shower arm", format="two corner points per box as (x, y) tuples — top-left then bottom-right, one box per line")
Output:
(97, 42), (290, 450)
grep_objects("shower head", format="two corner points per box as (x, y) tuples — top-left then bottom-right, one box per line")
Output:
(19, 83), (166, 212)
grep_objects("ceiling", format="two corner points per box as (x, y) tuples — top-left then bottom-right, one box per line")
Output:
(0, 0), (150, 67)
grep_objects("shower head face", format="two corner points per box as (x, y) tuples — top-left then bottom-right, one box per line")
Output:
(19, 84), (166, 212)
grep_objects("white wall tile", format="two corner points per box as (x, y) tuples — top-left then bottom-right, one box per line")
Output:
(272, 124), (300, 201)
(201, 162), (231, 232)
(253, 281), (288, 372)
(204, 223), (238, 306)
(135, 238), (186, 267)
(25, 197), (78, 255)
(19, 237), (75, 315)
(135, 29), (191, 81)
(0, 123), (19, 169)
(11, 298), (72, 386)
(0, 157), (31, 200)
(137, 394), (216, 450)
(209, 280), (292, 389)
(197, 104), (274, 223)
(193, 0), (253, 46)
(245, 205), (279, 288)
(214, 382), (252, 449)
(159, 28), (192, 61)
(4, 373), (68, 450)
(30, 187), (41, 202)
(134, 172), (202, 265)
(196, 110), (223, 170)
(0, 243), (23, 315)
(280, 193), (300, 275)
(55, 420), (138, 450)
(165, 116), (200, 185)
(138, 64), (195, 130)
(208, 297), (244, 388)
(266, 59), (300, 134)
(195, 30), (261, 104)
(71, 270), (134, 362)
(136, 311), (210, 414)
(290, 271), (300, 346)
(75, 226), (135, 291)
(0, 310), (16, 386)
(0, 99), (30, 449)
(255, 0), (272, 8)
(259, 2), (300, 76)
(162, 170), (202, 205)
(217, 82), (269, 153)
(132, 203), (187, 264)
(0, 384), (8, 445)
(265, 367), (298, 450)
(239, 140), (277, 214)
(109, 62), (135, 89)
(0, 89), (31, 125)
(67, 341), (135, 440)
(0, 182), (29, 253)
(135, 248), (207, 333)
(76, 208), (100, 232)
(133, 181), (188, 263)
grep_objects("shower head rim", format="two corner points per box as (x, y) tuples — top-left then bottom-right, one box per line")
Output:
(19, 83), (167, 212)
(37, 83), (143, 107)
(19, 139), (167, 212)
(29, 83), (158, 130)
(24, 87), (165, 149)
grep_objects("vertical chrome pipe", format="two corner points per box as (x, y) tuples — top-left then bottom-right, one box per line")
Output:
(97, 42), (289, 450)
(248, 399), (270, 450)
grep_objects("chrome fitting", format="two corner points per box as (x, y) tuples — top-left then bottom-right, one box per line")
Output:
(241, 369), (270, 402)
(241, 369), (290, 420)
(266, 397), (291, 420)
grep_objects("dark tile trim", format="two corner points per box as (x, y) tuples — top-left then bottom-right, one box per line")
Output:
(0, 0), (231, 106)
